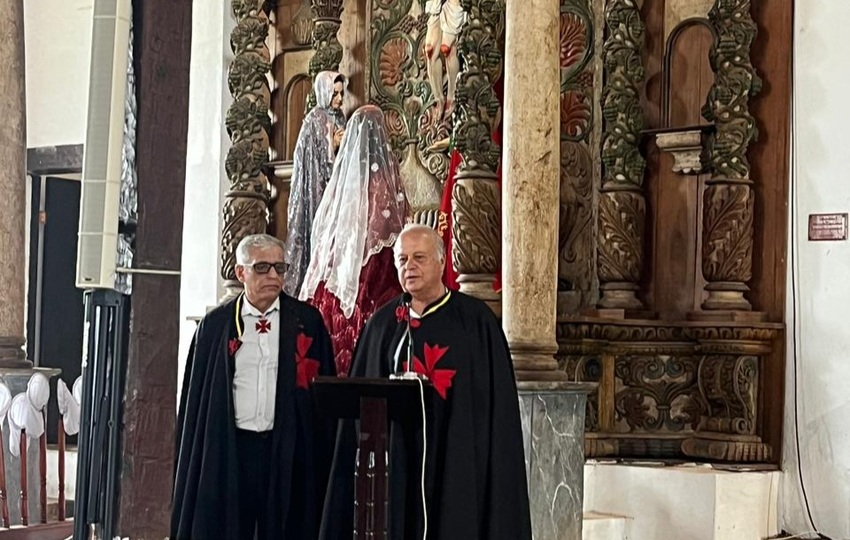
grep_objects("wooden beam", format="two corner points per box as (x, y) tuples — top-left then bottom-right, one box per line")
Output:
(115, 0), (192, 537)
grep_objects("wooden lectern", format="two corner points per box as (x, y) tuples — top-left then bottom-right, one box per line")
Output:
(312, 376), (431, 540)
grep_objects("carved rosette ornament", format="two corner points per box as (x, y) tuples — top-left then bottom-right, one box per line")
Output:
(450, 0), (504, 303)
(221, 0), (273, 295)
(307, 0), (345, 109)
(597, 0), (647, 311)
(699, 0), (762, 311)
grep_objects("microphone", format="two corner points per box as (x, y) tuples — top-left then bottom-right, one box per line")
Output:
(390, 292), (428, 381)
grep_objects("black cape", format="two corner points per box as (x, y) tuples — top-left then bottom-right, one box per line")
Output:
(320, 291), (532, 539)
(171, 293), (336, 540)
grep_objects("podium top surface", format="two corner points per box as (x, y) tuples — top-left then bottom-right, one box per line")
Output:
(312, 376), (432, 422)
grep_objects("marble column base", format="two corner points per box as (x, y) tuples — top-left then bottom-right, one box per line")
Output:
(0, 367), (61, 526)
(519, 382), (595, 540)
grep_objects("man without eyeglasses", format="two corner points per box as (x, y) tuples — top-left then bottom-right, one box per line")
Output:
(320, 224), (531, 540)
(172, 234), (336, 540)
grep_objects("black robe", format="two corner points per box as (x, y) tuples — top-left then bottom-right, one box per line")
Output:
(320, 291), (532, 539)
(171, 293), (336, 540)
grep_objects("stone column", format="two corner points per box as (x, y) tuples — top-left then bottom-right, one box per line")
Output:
(502, 0), (564, 381)
(0, 0), (31, 369)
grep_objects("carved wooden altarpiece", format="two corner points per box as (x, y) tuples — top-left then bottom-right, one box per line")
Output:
(220, 0), (791, 463)
(556, 0), (790, 463)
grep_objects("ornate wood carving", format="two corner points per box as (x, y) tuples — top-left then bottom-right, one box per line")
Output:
(653, 128), (710, 175)
(597, 0), (647, 310)
(449, 0), (504, 303)
(561, 355), (602, 430)
(221, 0), (273, 293)
(307, 0), (345, 109)
(369, 0), (448, 183)
(451, 177), (500, 294)
(615, 355), (701, 433)
(557, 318), (780, 462)
(557, 0), (596, 309)
(452, 0), (503, 177)
(699, 0), (762, 311)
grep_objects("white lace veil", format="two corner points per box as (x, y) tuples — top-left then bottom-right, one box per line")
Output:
(300, 105), (409, 317)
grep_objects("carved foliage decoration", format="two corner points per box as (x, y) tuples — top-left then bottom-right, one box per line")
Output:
(307, 0), (345, 109)
(559, 2), (593, 142)
(558, 0), (595, 302)
(614, 356), (701, 433)
(702, 0), (761, 180)
(370, 0), (449, 180)
(561, 355), (602, 431)
(557, 319), (778, 461)
(221, 0), (272, 282)
(702, 183), (754, 283)
(597, 191), (644, 284)
(596, 0), (646, 308)
(601, 0), (646, 189)
(698, 0), (760, 308)
(451, 178), (500, 275)
(453, 0), (504, 176)
(697, 355), (758, 435)
(559, 141), (594, 294)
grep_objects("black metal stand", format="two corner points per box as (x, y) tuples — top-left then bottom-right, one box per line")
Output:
(73, 290), (129, 540)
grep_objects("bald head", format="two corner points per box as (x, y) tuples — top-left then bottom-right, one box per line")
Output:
(394, 224), (445, 264)
(393, 224), (446, 301)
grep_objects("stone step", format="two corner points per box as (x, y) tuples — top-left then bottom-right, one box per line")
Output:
(583, 461), (780, 540)
(583, 511), (631, 540)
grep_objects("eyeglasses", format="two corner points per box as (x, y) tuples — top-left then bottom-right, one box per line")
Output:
(246, 261), (286, 275)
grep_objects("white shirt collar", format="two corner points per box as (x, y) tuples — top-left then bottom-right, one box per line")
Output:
(241, 296), (280, 318)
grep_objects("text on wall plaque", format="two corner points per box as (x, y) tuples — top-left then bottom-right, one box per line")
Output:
(808, 213), (848, 241)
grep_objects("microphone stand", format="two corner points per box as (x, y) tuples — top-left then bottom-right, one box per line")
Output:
(391, 295), (428, 381)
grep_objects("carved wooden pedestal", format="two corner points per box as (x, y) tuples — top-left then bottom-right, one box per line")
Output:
(451, 172), (501, 311)
(558, 317), (780, 462)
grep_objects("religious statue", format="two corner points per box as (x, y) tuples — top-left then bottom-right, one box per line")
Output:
(424, 0), (467, 121)
(300, 105), (409, 375)
(284, 71), (347, 296)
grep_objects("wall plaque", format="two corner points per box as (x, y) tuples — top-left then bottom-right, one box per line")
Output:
(808, 213), (848, 241)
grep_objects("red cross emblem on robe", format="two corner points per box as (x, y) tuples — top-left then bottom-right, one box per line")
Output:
(256, 318), (271, 334)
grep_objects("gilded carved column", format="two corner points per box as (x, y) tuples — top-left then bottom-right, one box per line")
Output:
(596, 0), (647, 311)
(307, 0), (344, 109)
(699, 0), (761, 312)
(502, 0), (565, 381)
(0, 0), (30, 368)
(450, 0), (504, 308)
(220, 1), (273, 296)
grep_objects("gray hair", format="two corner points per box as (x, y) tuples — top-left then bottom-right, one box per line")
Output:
(236, 234), (286, 265)
(393, 223), (445, 263)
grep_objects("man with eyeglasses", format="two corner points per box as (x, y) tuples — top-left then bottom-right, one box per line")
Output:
(172, 234), (336, 540)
